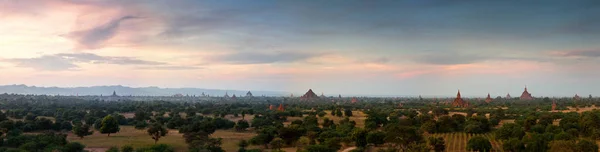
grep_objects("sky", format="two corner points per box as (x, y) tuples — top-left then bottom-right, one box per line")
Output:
(1, 0), (599, 97)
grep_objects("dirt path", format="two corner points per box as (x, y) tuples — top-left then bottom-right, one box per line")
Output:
(340, 147), (357, 152)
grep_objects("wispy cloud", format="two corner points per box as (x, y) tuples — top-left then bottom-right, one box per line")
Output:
(65, 16), (140, 49)
(553, 50), (600, 58)
(3, 53), (163, 71)
(213, 51), (324, 64)
(138, 65), (203, 70)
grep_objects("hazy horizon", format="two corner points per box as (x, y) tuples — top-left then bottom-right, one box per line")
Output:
(2, 0), (600, 97)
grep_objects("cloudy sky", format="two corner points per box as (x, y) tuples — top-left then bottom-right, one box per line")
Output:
(1, 0), (599, 97)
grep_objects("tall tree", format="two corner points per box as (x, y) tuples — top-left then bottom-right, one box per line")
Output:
(147, 123), (169, 144)
(72, 123), (94, 139)
(100, 115), (120, 136)
(466, 136), (492, 152)
(428, 137), (445, 152)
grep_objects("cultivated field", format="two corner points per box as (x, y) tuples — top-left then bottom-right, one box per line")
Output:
(430, 133), (504, 152)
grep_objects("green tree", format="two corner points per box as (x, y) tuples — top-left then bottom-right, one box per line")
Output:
(428, 137), (445, 152)
(344, 109), (353, 117)
(548, 140), (577, 152)
(502, 138), (524, 152)
(121, 145), (134, 152)
(577, 139), (599, 152)
(106, 147), (119, 152)
(269, 138), (285, 150)
(72, 123), (94, 139)
(366, 131), (385, 146)
(148, 123), (169, 144)
(100, 115), (120, 136)
(495, 123), (525, 140)
(235, 120), (250, 132)
(352, 128), (368, 148)
(466, 136), (492, 152)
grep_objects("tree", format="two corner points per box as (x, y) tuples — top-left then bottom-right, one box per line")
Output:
(548, 140), (577, 152)
(466, 136), (492, 152)
(304, 144), (336, 152)
(147, 123), (168, 144)
(269, 137), (284, 150)
(344, 109), (353, 117)
(335, 109), (343, 117)
(495, 123), (525, 140)
(384, 125), (423, 150)
(64, 142), (86, 152)
(72, 123), (94, 139)
(134, 121), (149, 130)
(502, 138), (524, 152)
(428, 137), (445, 152)
(420, 121), (436, 133)
(352, 128), (368, 148)
(366, 131), (385, 146)
(100, 115), (120, 136)
(577, 139), (599, 152)
(235, 120), (250, 132)
(121, 145), (134, 152)
(106, 147), (119, 152)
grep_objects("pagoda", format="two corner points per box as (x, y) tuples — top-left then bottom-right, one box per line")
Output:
(485, 93), (493, 103)
(246, 91), (253, 97)
(452, 90), (468, 108)
(277, 104), (285, 111)
(231, 94), (237, 100)
(505, 93), (512, 99)
(574, 94), (581, 101)
(552, 100), (557, 111)
(320, 92), (326, 98)
(351, 97), (358, 103)
(269, 105), (274, 110)
(520, 86), (533, 100)
(224, 91), (230, 98)
(111, 91), (119, 97)
(300, 89), (319, 100)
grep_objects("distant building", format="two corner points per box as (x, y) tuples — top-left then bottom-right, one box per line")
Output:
(452, 90), (469, 108)
(231, 94), (237, 100)
(351, 97), (358, 103)
(111, 91), (119, 97)
(520, 86), (533, 100)
(485, 93), (493, 103)
(552, 100), (557, 111)
(574, 94), (580, 101)
(277, 104), (285, 111)
(246, 91), (253, 97)
(300, 89), (319, 100)
(224, 92), (230, 98)
(506, 93), (512, 99)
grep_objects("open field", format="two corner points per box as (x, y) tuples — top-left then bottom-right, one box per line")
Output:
(67, 126), (259, 152)
(285, 110), (367, 127)
(430, 133), (504, 152)
(68, 126), (187, 152)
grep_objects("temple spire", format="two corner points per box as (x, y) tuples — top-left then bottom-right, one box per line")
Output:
(457, 90), (461, 98)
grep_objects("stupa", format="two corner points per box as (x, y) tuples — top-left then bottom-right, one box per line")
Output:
(224, 91), (230, 98)
(351, 97), (358, 103)
(506, 93), (512, 99)
(269, 105), (274, 110)
(300, 89), (319, 100)
(552, 100), (557, 111)
(485, 93), (493, 103)
(452, 90), (469, 108)
(574, 94), (581, 101)
(111, 91), (119, 97)
(520, 86), (533, 100)
(246, 91), (253, 97)
(277, 104), (285, 111)
(231, 94), (237, 100)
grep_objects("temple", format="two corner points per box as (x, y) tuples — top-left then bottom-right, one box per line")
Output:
(224, 91), (230, 98)
(452, 90), (469, 108)
(231, 94), (237, 100)
(300, 89), (319, 100)
(574, 94), (581, 101)
(269, 105), (274, 110)
(320, 92), (326, 98)
(277, 104), (285, 111)
(351, 97), (358, 103)
(506, 93), (511, 99)
(485, 93), (493, 103)
(246, 91), (253, 97)
(111, 91), (119, 97)
(552, 100), (557, 111)
(520, 86), (533, 100)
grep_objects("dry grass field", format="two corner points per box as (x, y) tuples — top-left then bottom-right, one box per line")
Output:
(430, 133), (504, 152)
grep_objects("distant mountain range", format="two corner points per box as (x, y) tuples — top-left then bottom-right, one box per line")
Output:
(0, 84), (287, 96)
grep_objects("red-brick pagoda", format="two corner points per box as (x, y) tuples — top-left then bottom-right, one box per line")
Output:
(452, 90), (469, 107)
(520, 86), (533, 100)
(485, 93), (493, 103)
